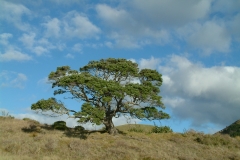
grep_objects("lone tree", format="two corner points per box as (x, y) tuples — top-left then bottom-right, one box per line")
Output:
(31, 58), (169, 134)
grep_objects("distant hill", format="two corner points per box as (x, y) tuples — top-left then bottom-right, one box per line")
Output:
(216, 120), (240, 137)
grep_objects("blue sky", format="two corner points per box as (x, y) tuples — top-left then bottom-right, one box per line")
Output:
(0, 0), (240, 133)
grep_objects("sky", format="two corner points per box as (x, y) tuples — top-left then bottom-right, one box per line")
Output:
(0, 0), (240, 133)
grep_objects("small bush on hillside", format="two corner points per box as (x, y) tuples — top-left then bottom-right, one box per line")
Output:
(74, 126), (85, 132)
(151, 126), (173, 133)
(23, 118), (40, 125)
(53, 121), (67, 130)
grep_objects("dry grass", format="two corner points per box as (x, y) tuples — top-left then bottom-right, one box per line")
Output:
(0, 117), (240, 160)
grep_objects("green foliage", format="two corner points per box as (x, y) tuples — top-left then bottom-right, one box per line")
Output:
(151, 126), (173, 133)
(74, 103), (105, 125)
(31, 58), (169, 134)
(74, 126), (85, 132)
(218, 120), (240, 137)
(31, 98), (68, 115)
(130, 107), (170, 120)
(53, 121), (67, 130)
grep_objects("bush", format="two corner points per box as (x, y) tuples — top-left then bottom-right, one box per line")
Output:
(53, 121), (67, 130)
(74, 126), (85, 132)
(151, 126), (173, 133)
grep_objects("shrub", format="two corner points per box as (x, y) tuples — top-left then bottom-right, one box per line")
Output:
(151, 126), (173, 133)
(23, 118), (40, 125)
(53, 121), (67, 130)
(74, 126), (85, 132)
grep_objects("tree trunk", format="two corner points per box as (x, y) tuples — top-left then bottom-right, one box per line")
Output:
(104, 117), (118, 135)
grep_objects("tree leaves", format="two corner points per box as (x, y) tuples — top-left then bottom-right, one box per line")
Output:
(129, 107), (170, 120)
(74, 103), (105, 125)
(31, 58), (169, 131)
(31, 98), (69, 116)
(80, 58), (139, 82)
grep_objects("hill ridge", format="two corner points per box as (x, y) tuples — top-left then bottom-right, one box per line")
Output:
(216, 119), (240, 137)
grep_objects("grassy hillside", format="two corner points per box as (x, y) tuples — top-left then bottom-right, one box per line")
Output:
(0, 117), (240, 160)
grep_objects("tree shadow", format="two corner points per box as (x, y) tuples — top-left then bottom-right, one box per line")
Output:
(86, 128), (127, 136)
(21, 123), (54, 133)
(63, 128), (89, 139)
(64, 128), (127, 139)
(41, 124), (55, 130)
(22, 124), (40, 133)
(22, 123), (127, 139)
(116, 129), (127, 135)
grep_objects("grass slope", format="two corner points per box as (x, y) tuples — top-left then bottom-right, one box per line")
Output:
(0, 117), (240, 160)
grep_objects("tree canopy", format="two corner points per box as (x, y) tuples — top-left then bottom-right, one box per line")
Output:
(31, 58), (170, 134)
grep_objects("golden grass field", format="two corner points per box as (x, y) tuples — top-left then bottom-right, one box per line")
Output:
(0, 117), (240, 160)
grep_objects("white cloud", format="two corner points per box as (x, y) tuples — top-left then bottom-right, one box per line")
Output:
(40, 11), (101, 41)
(0, 48), (32, 62)
(0, 1), (31, 31)
(163, 97), (185, 109)
(104, 41), (113, 48)
(19, 32), (36, 48)
(139, 56), (161, 69)
(129, 0), (210, 27)
(42, 18), (61, 38)
(15, 112), (80, 128)
(94, 1), (238, 53)
(19, 32), (56, 56)
(187, 21), (231, 54)
(49, 0), (80, 5)
(72, 43), (82, 52)
(229, 13), (240, 41)
(96, 4), (171, 48)
(135, 56), (240, 129)
(65, 53), (74, 59)
(212, 0), (240, 15)
(34, 46), (49, 56)
(109, 33), (140, 48)
(128, 58), (136, 63)
(0, 71), (28, 89)
(159, 55), (240, 128)
(96, 4), (131, 29)
(37, 77), (49, 85)
(113, 115), (141, 126)
(0, 33), (13, 45)
(63, 11), (101, 39)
